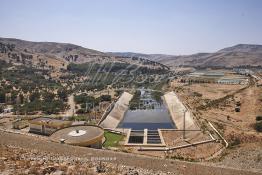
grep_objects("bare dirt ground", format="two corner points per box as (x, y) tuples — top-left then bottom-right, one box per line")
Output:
(213, 142), (262, 171)
(65, 94), (75, 116)
(0, 144), (175, 175)
(0, 131), (260, 175)
(172, 83), (245, 100)
(168, 78), (262, 171)
(161, 130), (223, 160)
(0, 117), (14, 130)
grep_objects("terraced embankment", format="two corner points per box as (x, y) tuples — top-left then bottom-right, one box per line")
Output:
(0, 130), (261, 175)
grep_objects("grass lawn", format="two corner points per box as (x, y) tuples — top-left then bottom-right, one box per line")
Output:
(103, 131), (124, 148)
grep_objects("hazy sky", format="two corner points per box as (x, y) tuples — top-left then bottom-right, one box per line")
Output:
(1, 0), (262, 55)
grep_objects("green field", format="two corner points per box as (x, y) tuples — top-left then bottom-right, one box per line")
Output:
(103, 131), (124, 148)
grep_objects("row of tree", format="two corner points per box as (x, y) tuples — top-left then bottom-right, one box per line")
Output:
(74, 93), (112, 114)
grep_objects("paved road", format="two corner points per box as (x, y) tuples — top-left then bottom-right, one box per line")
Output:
(0, 130), (261, 175)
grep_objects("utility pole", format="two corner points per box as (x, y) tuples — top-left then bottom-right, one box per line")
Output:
(183, 109), (187, 140)
(95, 108), (97, 121)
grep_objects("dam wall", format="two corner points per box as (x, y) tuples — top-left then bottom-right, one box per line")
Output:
(164, 91), (199, 130)
(99, 92), (133, 129)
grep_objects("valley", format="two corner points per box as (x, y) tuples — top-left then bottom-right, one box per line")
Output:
(0, 38), (262, 175)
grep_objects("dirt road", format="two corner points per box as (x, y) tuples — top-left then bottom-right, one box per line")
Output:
(65, 94), (75, 116)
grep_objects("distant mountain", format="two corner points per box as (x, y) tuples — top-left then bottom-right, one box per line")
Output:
(0, 37), (166, 71)
(1, 37), (261, 70)
(110, 44), (262, 68)
(218, 44), (262, 53)
(179, 44), (262, 68)
(107, 52), (175, 62)
(107, 52), (149, 58)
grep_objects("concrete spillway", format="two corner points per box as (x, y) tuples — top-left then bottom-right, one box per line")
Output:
(99, 92), (133, 129)
(163, 91), (199, 130)
(100, 91), (198, 131)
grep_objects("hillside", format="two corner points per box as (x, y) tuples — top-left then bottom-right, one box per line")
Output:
(0, 37), (171, 115)
(218, 44), (262, 53)
(108, 52), (175, 63)
(109, 44), (262, 68)
(0, 37), (114, 71)
(0, 37), (168, 71)
(2, 37), (260, 70)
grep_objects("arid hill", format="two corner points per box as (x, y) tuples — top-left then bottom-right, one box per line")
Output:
(0, 37), (166, 71)
(110, 44), (262, 68)
(2, 37), (261, 70)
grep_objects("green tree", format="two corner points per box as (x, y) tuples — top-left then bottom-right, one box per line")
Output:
(255, 121), (262, 132)
(0, 92), (5, 103)
(42, 91), (55, 102)
(29, 91), (40, 102)
(19, 94), (24, 104)
(57, 88), (68, 101)
(100, 95), (111, 102)
(11, 91), (18, 104)
(151, 91), (164, 103)
(42, 100), (67, 114)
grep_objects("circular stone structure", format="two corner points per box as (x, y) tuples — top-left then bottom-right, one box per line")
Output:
(68, 130), (86, 137)
(50, 125), (104, 148)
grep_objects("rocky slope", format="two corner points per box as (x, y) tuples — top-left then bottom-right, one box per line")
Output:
(0, 130), (260, 175)
(0, 145), (174, 175)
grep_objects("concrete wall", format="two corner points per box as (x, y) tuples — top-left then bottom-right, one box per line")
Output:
(29, 123), (57, 136)
(164, 91), (199, 130)
(100, 92), (133, 129)
(29, 123), (42, 134)
(90, 140), (103, 149)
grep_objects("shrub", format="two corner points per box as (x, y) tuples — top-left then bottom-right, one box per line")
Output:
(57, 88), (68, 101)
(114, 90), (123, 97)
(0, 91), (5, 103)
(29, 91), (40, 102)
(76, 108), (85, 114)
(192, 92), (203, 97)
(42, 91), (55, 102)
(129, 102), (139, 110)
(256, 116), (262, 121)
(69, 115), (87, 121)
(255, 121), (262, 132)
(151, 91), (164, 102)
(74, 94), (97, 105)
(99, 95), (111, 102)
(229, 137), (241, 147)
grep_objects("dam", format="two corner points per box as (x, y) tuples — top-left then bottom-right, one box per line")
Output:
(117, 89), (176, 145)
(99, 90), (198, 145)
(117, 89), (175, 130)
